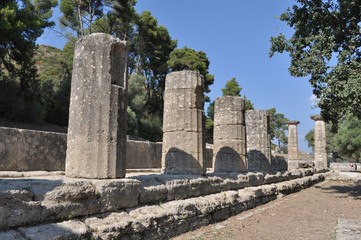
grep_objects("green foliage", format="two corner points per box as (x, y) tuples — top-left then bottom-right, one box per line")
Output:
(139, 116), (163, 142)
(222, 77), (242, 96)
(305, 129), (315, 152)
(268, 108), (289, 148)
(60, 0), (104, 37)
(0, 0), (57, 123)
(168, 46), (214, 102)
(221, 77), (254, 110)
(332, 114), (361, 162)
(205, 117), (214, 144)
(270, 0), (361, 125)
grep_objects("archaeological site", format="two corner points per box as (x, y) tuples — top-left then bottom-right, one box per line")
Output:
(0, 33), (359, 240)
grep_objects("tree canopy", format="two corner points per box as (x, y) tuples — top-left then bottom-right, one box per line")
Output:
(268, 108), (289, 148)
(0, 0), (57, 122)
(270, 0), (361, 126)
(168, 46), (214, 102)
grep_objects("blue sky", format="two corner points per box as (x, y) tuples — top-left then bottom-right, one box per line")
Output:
(37, 0), (320, 152)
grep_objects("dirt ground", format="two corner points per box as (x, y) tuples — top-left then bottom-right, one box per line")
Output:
(173, 180), (361, 240)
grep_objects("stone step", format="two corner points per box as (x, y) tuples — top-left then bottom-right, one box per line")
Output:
(0, 173), (326, 239)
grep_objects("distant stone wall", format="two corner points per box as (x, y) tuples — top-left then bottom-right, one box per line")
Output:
(0, 127), (67, 171)
(330, 162), (360, 171)
(0, 127), (214, 171)
(126, 140), (162, 169)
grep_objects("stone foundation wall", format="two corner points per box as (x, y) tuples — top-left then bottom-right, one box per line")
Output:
(0, 127), (213, 171)
(330, 162), (360, 171)
(0, 127), (66, 171)
(0, 168), (327, 239)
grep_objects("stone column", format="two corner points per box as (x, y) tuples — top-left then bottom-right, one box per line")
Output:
(66, 33), (128, 179)
(213, 96), (247, 172)
(246, 110), (272, 173)
(162, 70), (206, 175)
(286, 120), (300, 160)
(311, 114), (327, 168)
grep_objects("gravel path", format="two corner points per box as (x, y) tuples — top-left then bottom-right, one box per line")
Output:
(173, 180), (361, 240)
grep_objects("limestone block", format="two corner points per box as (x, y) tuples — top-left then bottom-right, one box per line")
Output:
(213, 140), (247, 156)
(213, 140), (247, 172)
(163, 108), (204, 132)
(0, 230), (26, 240)
(66, 33), (128, 179)
(162, 131), (204, 154)
(213, 125), (246, 140)
(164, 88), (203, 110)
(214, 96), (245, 113)
(162, 70), (205, 175)
(93, 179), (140, 212)
(19, 220), (90, 240)
(214, 111), (245, 126)
(165, 70), (204, 90)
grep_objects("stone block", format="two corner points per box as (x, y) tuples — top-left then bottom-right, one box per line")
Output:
(213, 125), (246, 140)
(214, 111), (245, 126)
(66, 33), (128, 179)
(19, 220), (90, 240)
(214, 96), (245, 113)
(213, 140), (247, 172)
(162, 151), (205, 175)
(164, 88), (203, 110)
(162, 131), (204, 154)
(163, 108), (204, 132)
(213, 139), (247, 156)
(93, 179), (140, 212)
(165, 70), (204, 90)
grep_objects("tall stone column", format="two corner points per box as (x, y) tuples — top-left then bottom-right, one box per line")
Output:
(311, 114), (327, 168)
(162, 70), (206, 175)
(286, 120), (300, 160)
(66, 33), (128, 179)
(213, 96), (247, 172)
(246, 110), (272, 173)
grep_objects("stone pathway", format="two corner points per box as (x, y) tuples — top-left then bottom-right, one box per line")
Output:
(173, 179), (361, 240)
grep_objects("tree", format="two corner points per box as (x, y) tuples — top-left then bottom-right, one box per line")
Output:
(332, 114), (361, 162)
(268, 108), (289, 148)
(305, 129), (315, 152)
(270, 0), (361, 126)
(168, 46), (214, 102)
(0, 0), (57, 121)
(59, 0), (104, 38)
(222, 77), (254, 110)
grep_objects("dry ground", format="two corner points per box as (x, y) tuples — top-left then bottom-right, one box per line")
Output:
(173, 180), (361, 240)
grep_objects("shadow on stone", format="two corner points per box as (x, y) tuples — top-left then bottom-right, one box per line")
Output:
(214, 147), (246, 172)
(163, 147), (204, 175)
(271, 155), (288, 173)
(247, 149), (271, 173)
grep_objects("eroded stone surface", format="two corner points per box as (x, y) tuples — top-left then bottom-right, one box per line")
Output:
(213, 96), (247, 172)
(311, 115), (327, 168)
(162, 71), (205, 175)
(286, 120), (300, 162)
(66, 33), (128, 179)
(246, 110), (272, 173)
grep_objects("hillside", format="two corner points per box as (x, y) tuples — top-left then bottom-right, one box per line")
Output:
(34, 45), (66, 89)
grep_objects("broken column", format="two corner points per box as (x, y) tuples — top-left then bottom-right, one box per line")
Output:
(286, 120), (300, 160)
(213, 96), (247, 172)
(246, 110), (272, 173)
(162, 70), (206, 175)
(66, 33), (128, 179)
(311, 114), (327, 168)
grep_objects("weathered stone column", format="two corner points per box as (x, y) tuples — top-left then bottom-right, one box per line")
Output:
(213, 96), (247, 172)
(162, 70), (206, 175)
(311, 114), (327, 168)
(66, 33), (128, 179)
(246, 110), (272, 173)
(286, 120), (300, 160)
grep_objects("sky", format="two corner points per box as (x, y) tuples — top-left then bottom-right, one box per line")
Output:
(37, 0), (320, 152)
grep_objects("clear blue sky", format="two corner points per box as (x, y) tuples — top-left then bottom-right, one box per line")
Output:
(37, 0), (320, 152)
